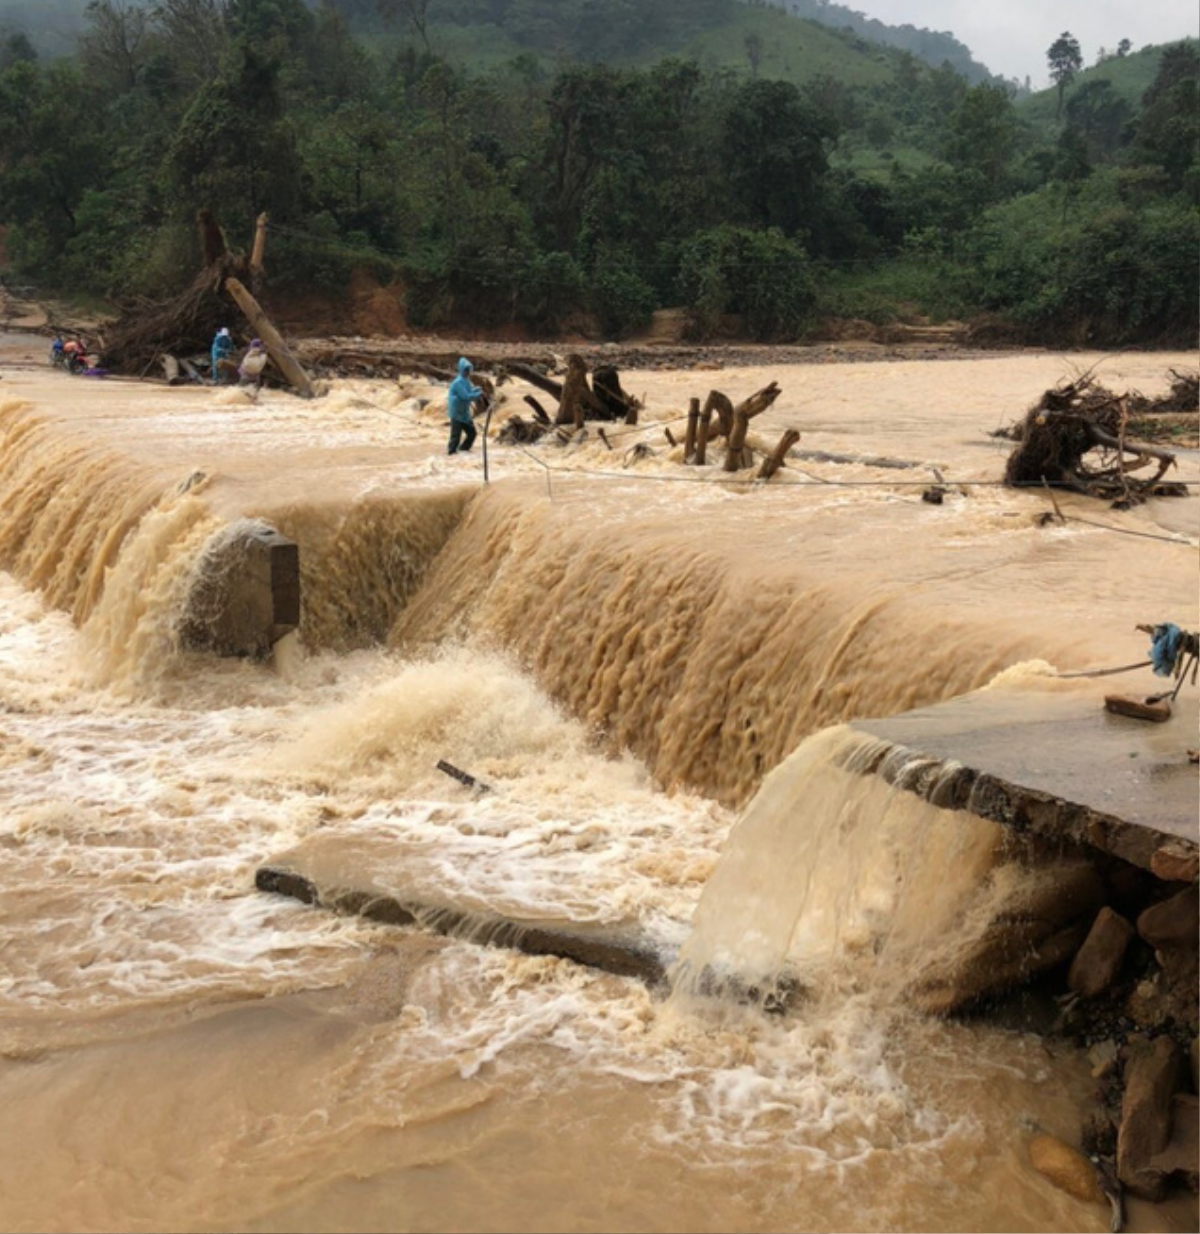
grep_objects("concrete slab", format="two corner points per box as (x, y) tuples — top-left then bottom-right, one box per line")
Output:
(852, 689), (1198, 872)
(256, 841), (668, 986)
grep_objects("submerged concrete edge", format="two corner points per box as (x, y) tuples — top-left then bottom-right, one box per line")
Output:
(255, 864), (669, 986)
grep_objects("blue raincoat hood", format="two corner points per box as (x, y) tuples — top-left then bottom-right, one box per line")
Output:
(457, 357), (472, 376)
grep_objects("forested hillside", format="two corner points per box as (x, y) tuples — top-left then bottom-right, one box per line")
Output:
(0, 0), (1195, 346)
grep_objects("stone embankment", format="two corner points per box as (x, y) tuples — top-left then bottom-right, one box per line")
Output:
(854, 690), (1198, 1217)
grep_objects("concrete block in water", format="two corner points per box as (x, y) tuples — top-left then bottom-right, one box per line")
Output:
(181, 523), (299, 658)
(254, 861), (668, 985)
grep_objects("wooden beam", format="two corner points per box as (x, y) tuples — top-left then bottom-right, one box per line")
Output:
(224, 277), (315, 399)
(249, 211), (269, 282)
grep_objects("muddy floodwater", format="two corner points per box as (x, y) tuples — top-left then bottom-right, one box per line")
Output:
(0, 336), (1196, 1233)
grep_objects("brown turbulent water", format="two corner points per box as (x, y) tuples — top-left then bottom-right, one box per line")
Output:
(0, 336), (1196, 1233)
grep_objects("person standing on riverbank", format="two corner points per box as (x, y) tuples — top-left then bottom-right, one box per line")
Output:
(211, 327), (234, 384)
(447, 356), (484, 455)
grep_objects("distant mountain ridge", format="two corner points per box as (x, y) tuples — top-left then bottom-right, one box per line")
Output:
(2, 0), (998, 84)
(761, 0), (995, 83)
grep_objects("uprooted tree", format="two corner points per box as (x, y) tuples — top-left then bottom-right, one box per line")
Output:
(1002, 373), (1190, 507)
(97, 210), (314, 396)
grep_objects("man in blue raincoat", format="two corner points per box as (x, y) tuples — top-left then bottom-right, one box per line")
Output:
(447, 356), (485, 454)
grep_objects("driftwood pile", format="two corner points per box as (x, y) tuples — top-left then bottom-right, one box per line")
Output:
(495, 354), (798, 478)
(495, 356), (640, 436)
(1000, 373), (1191, 507)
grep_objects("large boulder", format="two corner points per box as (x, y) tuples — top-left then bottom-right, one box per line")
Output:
(1117, 1036), (1183, 1199)
(1137, 883), (1199, 950)
(1068, 907), (1134, 998)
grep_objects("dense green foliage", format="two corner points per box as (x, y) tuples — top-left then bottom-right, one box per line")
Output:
(0, 0), (1195, 345)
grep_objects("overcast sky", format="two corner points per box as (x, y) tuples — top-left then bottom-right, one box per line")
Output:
(846, 0), (1198, 84)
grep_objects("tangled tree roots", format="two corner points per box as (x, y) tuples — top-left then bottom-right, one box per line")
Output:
(1002, 373), (1190, 507)
(100, 253), (250, 376)
(98, 210), (261, 376)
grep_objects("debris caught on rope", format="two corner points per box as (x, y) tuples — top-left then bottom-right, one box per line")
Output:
(999, 372), (1192, 508)
(1104, 622), (1198, 722)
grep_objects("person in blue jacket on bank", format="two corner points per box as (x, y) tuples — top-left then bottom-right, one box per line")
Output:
(446, 356), (485, 454)
(211, 327), (234, 384)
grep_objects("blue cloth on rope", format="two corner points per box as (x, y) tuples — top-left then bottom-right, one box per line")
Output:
(1148, 622), (1183, 676)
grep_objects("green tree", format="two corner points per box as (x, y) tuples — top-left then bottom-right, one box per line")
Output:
(676, 224), (815, 340)
(942, 83), (1019, 208)
(722, 78), (832, 236)
(1063, 80), (1130, 164)
(1047, 31), (1082, 119)
(80, 0), (150, 96)
(1130, 42), (1199, 199)
(164, 41), (303, 225)
(0, 31), (38, 71)
(0, 60), (111, 284)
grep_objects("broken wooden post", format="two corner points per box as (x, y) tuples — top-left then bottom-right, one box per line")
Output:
(664, 427), (678, 448)
(598, 427), (614, 450)
(224, 277), (315, 399)
(694, 396), (715, 465)
(758, 427), (800, 481)
(685, 396), (699, 461)
(724, 382), (782, 472)
(249, 211), (268, 283)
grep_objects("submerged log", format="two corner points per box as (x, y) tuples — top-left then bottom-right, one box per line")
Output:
(507, 361), (563, 400)
(692, 392), (720, 466)
(496, 415), (549, 445)
(256, 862), (667, 984)
(436, 759), (491, 794)
(524, 395), (552, 425)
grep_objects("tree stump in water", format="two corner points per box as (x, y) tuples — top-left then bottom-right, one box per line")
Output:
(593, 364), (637, 423)
(556, 353), (590, 428)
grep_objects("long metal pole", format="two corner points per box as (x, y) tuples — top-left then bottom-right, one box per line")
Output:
(481, 398), (495, 483)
